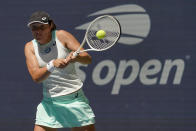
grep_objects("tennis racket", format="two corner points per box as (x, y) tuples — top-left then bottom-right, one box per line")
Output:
(73, 15), (121, 57)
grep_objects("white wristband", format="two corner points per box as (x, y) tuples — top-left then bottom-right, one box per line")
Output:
(46, 60), (55, 73)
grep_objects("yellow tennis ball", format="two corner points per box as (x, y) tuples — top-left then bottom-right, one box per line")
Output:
(96, 30), (106, 39)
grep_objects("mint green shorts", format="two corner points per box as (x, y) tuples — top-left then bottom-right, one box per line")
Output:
(35, 89), (95, 128)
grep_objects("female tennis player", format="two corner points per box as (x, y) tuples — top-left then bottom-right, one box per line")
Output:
(24, 11), (95, 131)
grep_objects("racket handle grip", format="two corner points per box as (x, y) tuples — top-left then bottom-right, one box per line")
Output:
(73, 51), (79, 57)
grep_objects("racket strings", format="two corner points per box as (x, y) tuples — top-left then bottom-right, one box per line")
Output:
(87, 31), (109, 50)
(86, 16), (120, 51)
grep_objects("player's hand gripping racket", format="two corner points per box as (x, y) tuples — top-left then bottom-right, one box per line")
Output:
(73, 15), (121, 57)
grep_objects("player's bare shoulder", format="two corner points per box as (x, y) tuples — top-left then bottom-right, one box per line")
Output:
(56, 29), (71, 36)
(56, 30), (76, 47)
(24, 41), (34, 56)
(56, 30), (73, 40)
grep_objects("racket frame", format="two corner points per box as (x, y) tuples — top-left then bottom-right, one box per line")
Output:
(73, 15), (121, 56)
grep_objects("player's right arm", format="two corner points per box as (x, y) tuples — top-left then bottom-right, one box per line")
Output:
(24, 42), (71, 83)
(24, 42), (51, 83)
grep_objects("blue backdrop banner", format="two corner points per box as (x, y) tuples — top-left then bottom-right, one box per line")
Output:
(0, 0), (195, 131)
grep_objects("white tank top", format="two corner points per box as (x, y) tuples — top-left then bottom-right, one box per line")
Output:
(32, 30), (83, 98)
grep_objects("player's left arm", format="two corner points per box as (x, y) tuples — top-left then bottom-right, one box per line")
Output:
(56, 30), (92, 64)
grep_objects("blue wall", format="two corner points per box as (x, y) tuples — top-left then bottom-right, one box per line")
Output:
(0, 0), (195, 130)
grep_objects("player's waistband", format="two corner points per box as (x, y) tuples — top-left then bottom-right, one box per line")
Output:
(42, 89), (84, 103)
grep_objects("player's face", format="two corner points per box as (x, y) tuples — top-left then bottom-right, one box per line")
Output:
(30, 23), (52, 44)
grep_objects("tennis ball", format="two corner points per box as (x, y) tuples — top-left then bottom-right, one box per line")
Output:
(96, 30), (106, 39)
